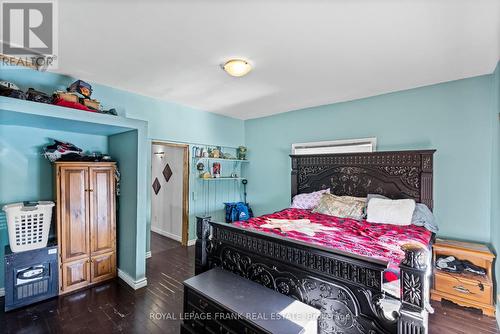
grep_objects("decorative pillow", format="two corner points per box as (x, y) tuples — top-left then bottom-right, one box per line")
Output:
(366, 198), (416, 226)
(312, 193), (366, 220)
(366, 194), (438, 231)
(290, 188), (330, 209)
(412, 203), (439, 233)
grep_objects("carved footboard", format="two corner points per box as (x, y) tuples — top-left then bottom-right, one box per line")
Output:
(196, 217), (431, 334)
(398, 244), (430, 334)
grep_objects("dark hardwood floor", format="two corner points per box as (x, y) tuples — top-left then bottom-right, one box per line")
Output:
(0, 232), (498, 333)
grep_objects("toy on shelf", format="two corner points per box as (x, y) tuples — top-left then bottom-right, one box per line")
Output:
(51, 80), (117, 115)
(209, 147), (222, 158)
(223, 152), (236, 159)
(212, 162), (221, 178)
(237, 146), (247, 160)
(26, 88), (52, 104)
(82, 98), (100, 110)
(53, 90), (78, 103)
(66, 80), (101, 111)
(99, 108), (117, 116)
(53, 90), (96, 112)
(201, 172), (212, 179)
(0, 80), (26, 99)
(67, 80), (92, 98)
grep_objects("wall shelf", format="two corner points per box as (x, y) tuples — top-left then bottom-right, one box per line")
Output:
(193, 157), (249, 163)
(191, 145), (247, 222)
(199, 177), (246, 181)
(0, 96), (146, 135)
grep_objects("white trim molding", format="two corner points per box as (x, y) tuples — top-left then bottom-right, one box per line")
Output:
(0, 287), (4, 297)
(118, 269), (147, 290)
(152, 227), (196, 247)
(145, 251), (152, 259)
(292, 137), (376, 155)
(151, 226), (182, 242)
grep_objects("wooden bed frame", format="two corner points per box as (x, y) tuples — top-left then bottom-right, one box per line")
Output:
(195, 150), (436, 334)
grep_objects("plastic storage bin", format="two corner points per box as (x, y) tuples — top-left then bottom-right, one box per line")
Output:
(2, 201), (55, 252)
(4, 242), (59, 311)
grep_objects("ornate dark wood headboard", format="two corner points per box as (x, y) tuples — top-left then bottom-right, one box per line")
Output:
(290, 149), (435, 210)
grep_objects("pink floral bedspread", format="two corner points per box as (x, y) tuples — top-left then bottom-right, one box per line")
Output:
(233, 208), (432, 281)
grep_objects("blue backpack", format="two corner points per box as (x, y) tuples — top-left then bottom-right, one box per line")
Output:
(224, 202), (253, 223)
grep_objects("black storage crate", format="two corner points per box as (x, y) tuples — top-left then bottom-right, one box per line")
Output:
(4, 242), (58, 311)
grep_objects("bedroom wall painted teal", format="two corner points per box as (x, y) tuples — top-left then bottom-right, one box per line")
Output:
(0, 125), (109, 204)
(245, 72), (497, 243)
(490, 64), (500, 317)
(108, 131), (143, 280)
(0, 124), (108, 289)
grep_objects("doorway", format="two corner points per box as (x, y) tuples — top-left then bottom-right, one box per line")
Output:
(150, 141), (189, 246)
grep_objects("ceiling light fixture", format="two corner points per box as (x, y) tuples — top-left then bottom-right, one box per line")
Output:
(222, 59), (252, 77)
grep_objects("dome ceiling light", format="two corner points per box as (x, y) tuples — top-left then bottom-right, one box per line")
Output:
(222, 59), (252, 77)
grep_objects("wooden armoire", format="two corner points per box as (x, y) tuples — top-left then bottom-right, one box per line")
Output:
(54, 162), (117, 294)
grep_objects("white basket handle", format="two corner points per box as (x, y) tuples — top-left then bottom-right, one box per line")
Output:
(21, 201), (39, 211)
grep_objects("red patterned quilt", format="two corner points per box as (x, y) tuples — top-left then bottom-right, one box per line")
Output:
(233, 208), (432, 281)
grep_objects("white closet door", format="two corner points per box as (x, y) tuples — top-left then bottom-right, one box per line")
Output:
(151, 144), (184, 241)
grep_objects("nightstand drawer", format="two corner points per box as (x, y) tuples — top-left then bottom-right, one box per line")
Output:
(434, 272), (492, 304)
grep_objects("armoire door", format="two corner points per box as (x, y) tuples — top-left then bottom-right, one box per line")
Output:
(89, 166), (116, 256)
(59, 166), (90, 263)
(90, 252), (116, 283)
(61, 258), (90, 292)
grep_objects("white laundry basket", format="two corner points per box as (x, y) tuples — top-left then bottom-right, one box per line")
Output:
(2, 201), (55, 252)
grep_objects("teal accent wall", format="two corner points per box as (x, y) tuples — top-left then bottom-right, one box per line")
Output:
(109, 131), (143, 280)
(0, 124), (108, 289)
(0, 125), (108, 203)
(491, 64), (500, 319)
(245, 73), (497, 243)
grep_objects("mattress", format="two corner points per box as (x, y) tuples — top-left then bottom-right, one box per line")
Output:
(233, 208), (432, 288)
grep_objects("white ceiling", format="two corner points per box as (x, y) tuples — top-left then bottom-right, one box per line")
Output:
(55, 0), (500, 120)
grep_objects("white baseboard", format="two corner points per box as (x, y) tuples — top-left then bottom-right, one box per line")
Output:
(145, 251), (152, 259)
(151, 226), (182, 242)
(0, 287), (4, 297)
(118, 269), (147, 290)
(151, 227), (196, 247)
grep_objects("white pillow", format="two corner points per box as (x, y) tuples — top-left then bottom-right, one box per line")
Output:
(366, 198), (416, 225)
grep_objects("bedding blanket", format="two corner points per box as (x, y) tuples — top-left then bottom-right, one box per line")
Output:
(233, 208), (432, 282)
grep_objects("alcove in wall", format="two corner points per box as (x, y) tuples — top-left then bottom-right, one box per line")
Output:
(0, 96), (148, 291)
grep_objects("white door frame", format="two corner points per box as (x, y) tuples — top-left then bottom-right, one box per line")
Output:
(151, 141), (190, 246)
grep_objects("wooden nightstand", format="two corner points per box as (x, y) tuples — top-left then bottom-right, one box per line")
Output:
(431, 239), (496, 317)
